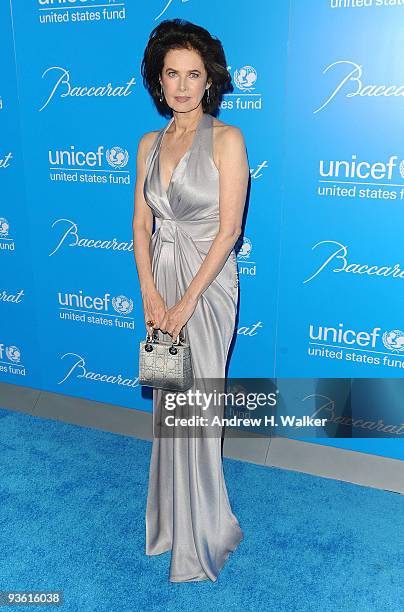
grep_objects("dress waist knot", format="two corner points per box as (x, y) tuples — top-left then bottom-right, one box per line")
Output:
(154, 217), (220, 243)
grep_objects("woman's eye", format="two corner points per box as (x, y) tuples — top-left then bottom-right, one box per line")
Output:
(166, 72), (200, 78)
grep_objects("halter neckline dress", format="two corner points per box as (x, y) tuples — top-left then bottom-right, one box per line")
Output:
(143, 111), (243, 582)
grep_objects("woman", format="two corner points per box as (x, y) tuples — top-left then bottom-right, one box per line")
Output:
(133, 18), (249, 582)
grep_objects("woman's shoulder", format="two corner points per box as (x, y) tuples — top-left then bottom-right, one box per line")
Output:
(137, 128), (161, 166)
(211, 115), (246, 152)
(138, 128), (161, 150)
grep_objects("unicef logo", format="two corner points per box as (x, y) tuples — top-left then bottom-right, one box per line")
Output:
(112, 295), (133, 315)
(237, 237), (252, 260)
(399, 160), (404, 178)
(6, 345), (21, 363)
(233, 66), (257, 92)
(0, 217), (10, 237)
(106, 147), (129, 169)
(382, 329), (404, 353)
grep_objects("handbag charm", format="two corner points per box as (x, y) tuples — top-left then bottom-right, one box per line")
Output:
(139, 327), (194, 391)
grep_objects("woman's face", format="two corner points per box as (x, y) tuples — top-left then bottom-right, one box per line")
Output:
(159, 47), (210, 112)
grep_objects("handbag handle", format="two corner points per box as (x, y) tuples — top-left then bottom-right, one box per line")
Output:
(145, 326), (186, 347)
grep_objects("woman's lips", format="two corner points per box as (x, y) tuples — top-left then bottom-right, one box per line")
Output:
(175, 96), (191, 102)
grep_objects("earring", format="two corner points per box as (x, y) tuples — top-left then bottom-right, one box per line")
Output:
(206, 87), (210, 103)
(159, 84), (164, 102)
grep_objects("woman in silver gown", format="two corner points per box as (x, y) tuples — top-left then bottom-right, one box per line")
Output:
(133, 19), (249, 582)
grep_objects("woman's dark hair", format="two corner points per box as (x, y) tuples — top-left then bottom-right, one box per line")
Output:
(141, 19), (232, 116)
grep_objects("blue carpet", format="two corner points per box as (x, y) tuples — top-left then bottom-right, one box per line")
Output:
(0, 406), (403, 612)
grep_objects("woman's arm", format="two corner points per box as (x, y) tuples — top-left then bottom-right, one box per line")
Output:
(132, 132), (167, 331)
(184, 125), (249, 302)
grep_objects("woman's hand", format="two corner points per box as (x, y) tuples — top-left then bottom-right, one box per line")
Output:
(160, 294), (198, 341)
(142, 288), (167, 335)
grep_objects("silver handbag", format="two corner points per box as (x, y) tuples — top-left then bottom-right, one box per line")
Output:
(138, 327), (194, 392)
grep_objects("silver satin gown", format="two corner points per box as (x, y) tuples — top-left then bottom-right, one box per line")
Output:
(143, 111), (244, 582)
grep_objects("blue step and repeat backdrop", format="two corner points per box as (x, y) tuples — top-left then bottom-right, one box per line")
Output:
(1, 1), (403, 456)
